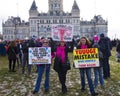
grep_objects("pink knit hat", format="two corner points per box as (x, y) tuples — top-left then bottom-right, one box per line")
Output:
(94, 35), (99, 42)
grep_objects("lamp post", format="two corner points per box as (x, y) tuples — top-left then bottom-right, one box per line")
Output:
(92, 21), (97, 36)
(37, 23), (40, 38)
(14, 23), (17, 40)
(44, 26), (46, 38)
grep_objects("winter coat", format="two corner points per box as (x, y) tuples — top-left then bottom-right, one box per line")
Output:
(99, 37), (112, 58)
(53, 46), (70, 72)
(21, 41), (29, 54)
(92, 42), (103, 67)
(7, 46), (18, 59)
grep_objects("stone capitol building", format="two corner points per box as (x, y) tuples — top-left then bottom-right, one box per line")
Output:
(2, 0), (108, 41)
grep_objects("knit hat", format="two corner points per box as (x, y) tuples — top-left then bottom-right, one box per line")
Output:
(94, 35), (99, 42)
(100, 33), (104, 37)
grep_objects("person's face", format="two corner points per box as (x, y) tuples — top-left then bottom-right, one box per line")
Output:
(80, 38), (86, 45)
(42, 41), (49, 47)
(60, 41), (65, 46)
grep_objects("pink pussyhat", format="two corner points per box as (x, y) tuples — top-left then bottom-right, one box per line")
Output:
(94, 35), (99, 42)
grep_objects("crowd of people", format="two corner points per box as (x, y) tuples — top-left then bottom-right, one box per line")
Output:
(0, 33), (119, 96)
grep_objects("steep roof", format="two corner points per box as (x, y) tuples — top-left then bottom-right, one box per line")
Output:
(30, 0), (37, 10)
(72, 0), (80, 10)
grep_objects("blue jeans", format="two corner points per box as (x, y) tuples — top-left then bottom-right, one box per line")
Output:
(80, 68), (95, 94)
(94, 67), (104, 87)
(34, 65), (50, 92)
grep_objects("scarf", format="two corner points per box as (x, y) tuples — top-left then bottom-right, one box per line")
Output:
(80, 44), (88, 49)
(56, 46), (66, 63)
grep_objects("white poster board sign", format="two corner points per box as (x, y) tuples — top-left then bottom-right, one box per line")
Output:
(52, 24), (73, 41)
(29, 47), (51, 64)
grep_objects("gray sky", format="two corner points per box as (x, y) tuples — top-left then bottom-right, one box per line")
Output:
(0, 0), (120, 39)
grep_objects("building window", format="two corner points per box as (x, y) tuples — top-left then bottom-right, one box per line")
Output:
(66, 19), (67, 23)
(80, 28), (83, 32)
(31, 27), (36, 32)
(68, 19), (70, 23)
(34, 20), (36, 24)
(11, 36), (13, 39)
(85, 28), (88, 32)
(55, 3), (57, 7)
(61, 20), (63, 23)
(31, 20), (33, 25)
(40, 20), (42, 23)
(4, 36), (6, 39)
(51, 4), (53, 9)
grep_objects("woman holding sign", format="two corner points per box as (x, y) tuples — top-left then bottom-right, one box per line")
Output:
(77, 37), (98, 96)
(53, 41), (71, 94)
(32, 39), (51, 94)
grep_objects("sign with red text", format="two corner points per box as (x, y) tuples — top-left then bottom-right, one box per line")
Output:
(73, 48), (100, 68)
(29, 47), (51, 64)
(52, 24), (73, 41)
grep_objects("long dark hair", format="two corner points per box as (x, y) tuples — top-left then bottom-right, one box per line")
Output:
(78, 37), (91, 46)
(8, 41), (16, 47)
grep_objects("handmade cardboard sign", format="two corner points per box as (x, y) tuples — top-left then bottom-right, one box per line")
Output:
(29, 47), (51, 64)
(52, 24), (73, 41)
(73, 48), (100, 68)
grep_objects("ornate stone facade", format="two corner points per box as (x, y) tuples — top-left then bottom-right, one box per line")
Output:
(29, 0), (80, 38)
(2, 0), (107, 41)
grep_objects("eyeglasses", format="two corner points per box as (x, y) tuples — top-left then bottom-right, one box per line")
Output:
(43, 42), (48, 43)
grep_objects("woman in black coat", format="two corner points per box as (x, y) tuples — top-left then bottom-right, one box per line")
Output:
(53, 41), (71, 94)
(7, 41), (18, 72)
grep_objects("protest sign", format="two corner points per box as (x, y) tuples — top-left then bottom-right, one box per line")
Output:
(52, 24), (73, 41)
(29, 47), (51, 64)
(73, 48), (100, 68)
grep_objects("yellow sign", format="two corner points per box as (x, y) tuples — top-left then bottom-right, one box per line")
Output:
(73, 48), (100, 68)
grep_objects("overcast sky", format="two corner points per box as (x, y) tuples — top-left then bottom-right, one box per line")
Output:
(0, 0), (120, 39)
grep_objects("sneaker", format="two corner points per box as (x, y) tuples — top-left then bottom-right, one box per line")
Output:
(12, 70), (16, 72)
(91, 92), (98, 96)
(81, 88), (85, 92)
(32, 91), (38, 94)
(62, 89), (67, 94)
(101, 85), (105, 89)
(45, 89), (49, 93)
(104, 77), (108, 80)
(62, 86), (67, 94)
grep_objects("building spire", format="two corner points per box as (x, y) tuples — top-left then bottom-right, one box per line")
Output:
(72, 0), (80, 11)
(30, 0), (37, 10)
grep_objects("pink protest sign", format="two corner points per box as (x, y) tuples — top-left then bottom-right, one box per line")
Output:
(52, 24), (73, 41)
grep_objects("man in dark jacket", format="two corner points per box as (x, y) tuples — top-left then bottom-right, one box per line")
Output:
(99, 33), (112, 79)
(21, 39), (36, 75)
(116, 41), (120, 62)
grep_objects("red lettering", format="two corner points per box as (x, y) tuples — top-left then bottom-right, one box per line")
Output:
(87, 64), (96, 67)
(78, 48), (96, 54)
(78, 64), (86, 68)
(75, 50), (79, 54)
